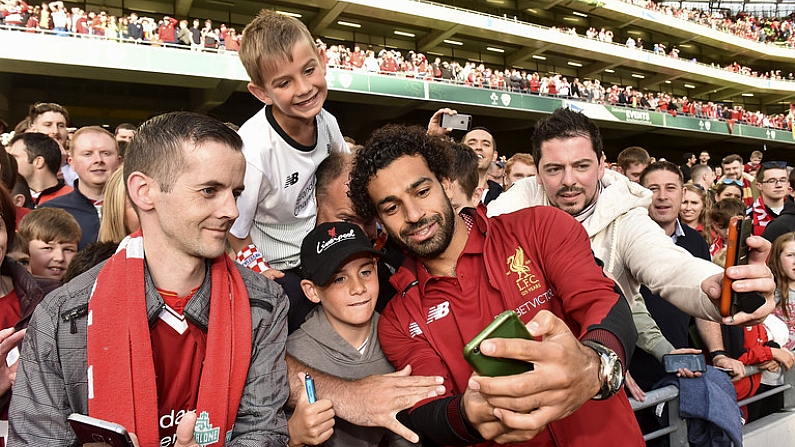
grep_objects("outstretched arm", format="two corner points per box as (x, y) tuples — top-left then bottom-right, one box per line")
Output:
(285, 354), (445, 443)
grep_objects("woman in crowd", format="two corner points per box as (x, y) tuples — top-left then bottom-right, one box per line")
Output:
(0, 182), (58, 415)
(98, 168), (139, 243)
(768, 232), (795, 349)
(714, 179), (744, 202)
(680, 183), (711, 236)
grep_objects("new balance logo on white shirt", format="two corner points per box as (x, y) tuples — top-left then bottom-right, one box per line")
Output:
(284, 172), (299, 188)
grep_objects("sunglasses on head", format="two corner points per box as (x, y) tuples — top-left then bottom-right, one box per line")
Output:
(720, 179), (743, 187)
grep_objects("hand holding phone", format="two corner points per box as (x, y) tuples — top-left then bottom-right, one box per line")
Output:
(663, 353), (707, 374)
(719, 216), (766, 317)
(463, 310), (534, 376)
(68, 414), (135, 447)
(440, 113), (472, 131)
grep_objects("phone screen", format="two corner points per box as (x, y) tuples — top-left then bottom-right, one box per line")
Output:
(663, 353), (707, 373)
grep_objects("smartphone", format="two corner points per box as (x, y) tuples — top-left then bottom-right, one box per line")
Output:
(662, 353), (707, 373)
(719, 216), (766, 317)
(463, 310), (534, 377)
(68, 413), (135, 447)
(440, 113), (472, 131)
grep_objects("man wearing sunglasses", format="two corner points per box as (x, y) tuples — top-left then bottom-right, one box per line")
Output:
(751, 161), (790, 236)
(720, 154), (756, 207)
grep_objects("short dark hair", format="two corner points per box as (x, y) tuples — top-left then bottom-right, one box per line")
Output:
(316, 151), (352, 203)
(63, 241), (119, 283)
(639, 161), (684, 187)
(124, 112), (243, 194)
(8, 132), (63, 176)
(114, 122), (137, 135)
(449, 143), (479, 201)
(682, 152), (695, 163)
(721, 154), (743, 166)
(462, 126), (496, 151)
(755, 162), (788, 184)
(532, 107), (603, 164)
(349, 124), (453, 220)
(28, 102), (70, 125)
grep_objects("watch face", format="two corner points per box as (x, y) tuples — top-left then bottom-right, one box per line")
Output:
(609, 362), (624, 392)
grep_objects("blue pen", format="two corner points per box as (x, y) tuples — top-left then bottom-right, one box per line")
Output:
(305, 373), (316, 404)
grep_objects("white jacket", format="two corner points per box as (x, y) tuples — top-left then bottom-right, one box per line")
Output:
(489, 170), (724, 357)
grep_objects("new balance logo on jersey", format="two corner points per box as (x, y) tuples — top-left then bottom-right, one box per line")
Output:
(284, 172), (299, 188)
(426, 301), (450, 324)
(408, 322), (423, 338)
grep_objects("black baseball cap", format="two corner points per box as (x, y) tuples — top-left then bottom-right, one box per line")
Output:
(301, 222), (382, 287)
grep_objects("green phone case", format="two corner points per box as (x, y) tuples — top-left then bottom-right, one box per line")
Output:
(463, 310), (534, 377)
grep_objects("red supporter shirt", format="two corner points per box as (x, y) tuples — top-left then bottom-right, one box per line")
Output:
(0, 289), (20, 330)
(0, 289), (19, 424)
(151, 289), (206, 447)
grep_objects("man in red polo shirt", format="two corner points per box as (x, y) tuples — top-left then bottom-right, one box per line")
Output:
(10, 112), (289, 446)
(348, 124), (642, 446)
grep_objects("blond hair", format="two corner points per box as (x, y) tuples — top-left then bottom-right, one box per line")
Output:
(70, 126), (118, 155)
(98, 168), (129, 243)
(239, 9), (317, 87)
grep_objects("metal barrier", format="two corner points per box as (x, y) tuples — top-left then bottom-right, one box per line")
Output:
(628, 365), (795, 445)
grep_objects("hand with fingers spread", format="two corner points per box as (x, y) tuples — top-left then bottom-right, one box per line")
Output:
(464, 311), (603, 444)
(337, 365), (445, 443)
(287, 354), (445, 444)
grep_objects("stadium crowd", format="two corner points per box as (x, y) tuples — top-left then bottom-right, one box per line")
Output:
(4, 0), (795, 130)
(0, 7), (793, 447)
(625, 0), (795, 47)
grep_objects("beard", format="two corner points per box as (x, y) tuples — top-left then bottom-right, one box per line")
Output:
(553, 185), (591, 215)
(393, 200), (456, 259)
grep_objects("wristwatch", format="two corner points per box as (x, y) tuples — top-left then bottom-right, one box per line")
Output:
(582, 340), (624, 400)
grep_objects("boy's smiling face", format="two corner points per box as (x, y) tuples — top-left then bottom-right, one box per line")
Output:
(28, 239), (77, 281)
(304, 254), (379, 338)
(248, 42), (327, 125)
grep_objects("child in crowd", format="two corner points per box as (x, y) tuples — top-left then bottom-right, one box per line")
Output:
(708, 198), (746, 258)
(18, 208), (80, 282)
(7, 232), (30, 270)
(287, 222), (413, 447)
(447, 143), (482, 213)
(230, 10), (348, 333)
(768, 232), (795, 349)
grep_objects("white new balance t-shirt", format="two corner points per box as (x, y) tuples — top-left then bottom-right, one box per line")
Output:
(230, 105), (349, 270)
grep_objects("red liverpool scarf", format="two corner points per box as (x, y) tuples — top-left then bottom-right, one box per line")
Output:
(751, 196), (774, 236)
(86, 231), (252, 446)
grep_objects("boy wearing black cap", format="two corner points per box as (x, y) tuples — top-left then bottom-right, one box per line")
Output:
(287, 222), (413, 447)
